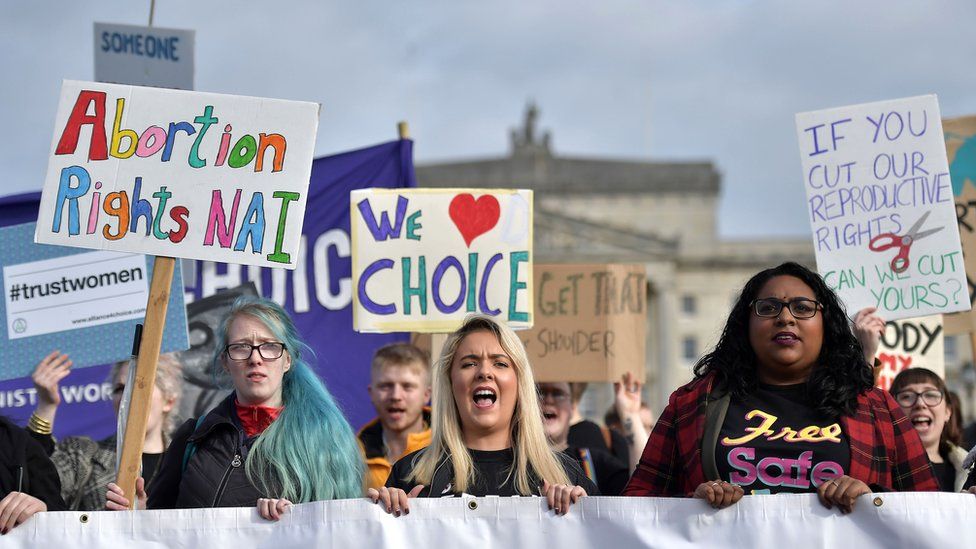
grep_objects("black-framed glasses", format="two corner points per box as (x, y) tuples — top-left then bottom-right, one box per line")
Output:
(894, 390), (943, 408)
(750, 298), (821, 319)
(225, 342), (286, 361)
(537, 388), (571, 403)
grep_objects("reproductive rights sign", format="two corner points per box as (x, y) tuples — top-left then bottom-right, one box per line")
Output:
(795, 95), (970, 320)
(351, 189), (533, 333)
(35, 80), (319, 269)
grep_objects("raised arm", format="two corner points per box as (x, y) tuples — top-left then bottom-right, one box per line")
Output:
(27, 351), (73, 453)
(614, 372), (650, 471)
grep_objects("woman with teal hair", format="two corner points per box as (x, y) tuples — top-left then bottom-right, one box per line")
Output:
(106, 297), (365, 519)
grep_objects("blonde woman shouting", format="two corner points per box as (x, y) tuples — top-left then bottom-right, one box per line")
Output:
(373, 315), (596, 516)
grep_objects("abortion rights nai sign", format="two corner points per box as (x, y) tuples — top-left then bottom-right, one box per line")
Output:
(351, 189), (532, 333)
(35, 80), (319, 269)
(795, 95), (970, 321)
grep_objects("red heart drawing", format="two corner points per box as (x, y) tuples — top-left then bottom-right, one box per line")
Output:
(449, 194), (501, 247)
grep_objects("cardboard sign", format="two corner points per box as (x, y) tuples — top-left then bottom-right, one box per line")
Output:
(941, 116), (976, 334)
(875, 315), (944, 391)
(35, 80), (319, 270)
(795, 95), (970, 321)
(0, 222), (188, 381)
(351, 188), (533, 333)
(520, 264), (646, 382)
(94, 22), (195, 90)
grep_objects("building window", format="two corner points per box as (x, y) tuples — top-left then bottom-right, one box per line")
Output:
(681, 295), (697, 315)
(945, 335), (958, 364)
(682, 336), (698, 362)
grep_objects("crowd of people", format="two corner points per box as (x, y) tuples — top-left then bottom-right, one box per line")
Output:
(1, 262), (974, 533)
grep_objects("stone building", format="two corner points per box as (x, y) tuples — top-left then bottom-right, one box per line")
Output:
(415, 104), (817, 419)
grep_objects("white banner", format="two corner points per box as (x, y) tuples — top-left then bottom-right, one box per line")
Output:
(5, 493), (973, 548)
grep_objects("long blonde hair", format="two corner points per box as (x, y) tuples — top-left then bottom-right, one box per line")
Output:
(408, 315), (570, 494)
(111, 353), (183, 446)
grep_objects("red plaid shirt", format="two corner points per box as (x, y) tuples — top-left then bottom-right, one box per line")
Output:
(623, 372), (938, 496)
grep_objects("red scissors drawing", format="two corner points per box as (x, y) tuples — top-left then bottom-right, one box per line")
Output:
(868, 211), (943, 273)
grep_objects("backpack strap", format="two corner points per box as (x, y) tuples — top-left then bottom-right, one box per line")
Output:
(600, 427), (612, 450)
(181, 416), (208, 474)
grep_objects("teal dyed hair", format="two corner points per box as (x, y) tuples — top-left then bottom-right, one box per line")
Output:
(212, 297), (365, 501)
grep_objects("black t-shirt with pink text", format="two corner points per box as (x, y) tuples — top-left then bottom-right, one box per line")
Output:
(716, 382), (851, 495)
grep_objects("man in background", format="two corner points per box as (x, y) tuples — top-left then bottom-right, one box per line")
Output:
(358, 343), (432, 489)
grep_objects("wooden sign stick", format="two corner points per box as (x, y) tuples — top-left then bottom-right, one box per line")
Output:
(115, 255), (175, 507)
(397, 121), (454, 361)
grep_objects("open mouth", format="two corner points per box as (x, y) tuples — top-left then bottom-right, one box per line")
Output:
(542, 410), (558, 421)
(911, 416), (933, 430)
(473, 388), (497, 408)
(386, 407), (406, 419)
(773, 332), (799, 344)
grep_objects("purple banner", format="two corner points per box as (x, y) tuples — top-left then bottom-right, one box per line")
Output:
(0, 139), (414, 437)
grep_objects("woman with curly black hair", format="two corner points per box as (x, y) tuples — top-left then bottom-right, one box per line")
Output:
(623, 262), (938, 512)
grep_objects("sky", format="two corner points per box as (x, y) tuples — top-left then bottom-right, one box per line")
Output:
(4, 1), (976, 238)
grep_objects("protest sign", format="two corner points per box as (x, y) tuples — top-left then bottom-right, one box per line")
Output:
(0, 222), (188, 382)
(941, 116), (976, 335)
(185, 140), (415, 428)
(796, 95), (969, 321)
(94, 22), (194, 90)
(351, 188), (533, 333)
(35, 80), (319, 270)
(0, 137), (415, 436)
(874, 314), (944, 391)
(5, 493), (974, 549)
(520, 264), (646, 382)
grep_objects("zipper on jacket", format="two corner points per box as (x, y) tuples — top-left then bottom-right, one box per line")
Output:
(211, 454), (242, 507)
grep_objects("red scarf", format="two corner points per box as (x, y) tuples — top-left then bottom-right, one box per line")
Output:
(235, 400), (284, 438)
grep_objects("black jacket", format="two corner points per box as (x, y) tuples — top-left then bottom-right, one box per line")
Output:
(564, 446), (629, 496)
(0, 417), (66, 511)
(387, 447), (600, 497)
(147, 394), (275, 509)
(568, 420), (629, 465)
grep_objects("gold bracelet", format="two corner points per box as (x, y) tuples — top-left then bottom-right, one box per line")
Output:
(28, 421), (52, 435)
(28, 413), (53, 435)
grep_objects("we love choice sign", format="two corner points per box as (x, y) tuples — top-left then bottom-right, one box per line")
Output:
(350, 188), (533, 333)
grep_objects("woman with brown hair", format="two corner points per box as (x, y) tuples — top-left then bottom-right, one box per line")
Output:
(889, 367), (968, 492)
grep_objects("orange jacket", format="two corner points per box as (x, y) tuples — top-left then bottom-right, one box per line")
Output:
(357, 409), (432, 489)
